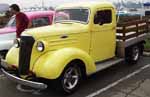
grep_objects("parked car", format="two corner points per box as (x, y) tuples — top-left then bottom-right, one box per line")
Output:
(0, 11), (54, 57)
(1, 2), (149, 94)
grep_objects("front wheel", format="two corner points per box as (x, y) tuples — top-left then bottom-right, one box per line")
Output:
(52, 63), (82, 94)
(125, 45), (140, 64)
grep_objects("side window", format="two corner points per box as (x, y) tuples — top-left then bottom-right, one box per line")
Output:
(94, 10), (112, 25)
(32, 17), (49, 28)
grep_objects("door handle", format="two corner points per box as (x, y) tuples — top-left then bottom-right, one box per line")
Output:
(60, 35), (68, 39)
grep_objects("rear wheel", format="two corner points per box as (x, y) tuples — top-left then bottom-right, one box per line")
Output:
(139, 44), (144, 55)
(125, 45), (141, 64)
(52, 62), (82, 94)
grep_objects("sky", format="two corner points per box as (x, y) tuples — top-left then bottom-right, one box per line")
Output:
(0, 0), (149, 8)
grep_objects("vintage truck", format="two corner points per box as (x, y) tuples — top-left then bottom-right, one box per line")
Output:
(0, 11), (54, 57)
(0, 2), (149, 94)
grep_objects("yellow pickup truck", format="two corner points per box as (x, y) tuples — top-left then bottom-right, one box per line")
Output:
(0, 1), (149, 94)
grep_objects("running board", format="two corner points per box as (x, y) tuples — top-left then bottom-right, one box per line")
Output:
(95, 58), (124, 72)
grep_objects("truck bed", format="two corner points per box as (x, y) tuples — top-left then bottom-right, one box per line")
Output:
(116, 19), (150, 57)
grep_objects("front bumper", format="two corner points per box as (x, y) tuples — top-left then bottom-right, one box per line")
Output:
(0, 59), (48, 90)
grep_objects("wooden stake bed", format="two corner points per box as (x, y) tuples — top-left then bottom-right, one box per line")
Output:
(116, 19), (150, 57)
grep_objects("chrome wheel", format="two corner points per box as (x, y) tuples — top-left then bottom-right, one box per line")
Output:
(125, 45), (141, 64)
(52, 62), (83, 94)
(132, 46), (140, 61)
(62, 66), (80, 91)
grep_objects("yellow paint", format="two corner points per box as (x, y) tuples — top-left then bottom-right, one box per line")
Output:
(90, 7), (116, 61)
(32, 48), (96, 79)
(5, 2), (116, 79)
(6, 47), (19, 68)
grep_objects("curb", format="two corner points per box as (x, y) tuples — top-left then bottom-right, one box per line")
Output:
(143, 51), (150, 57)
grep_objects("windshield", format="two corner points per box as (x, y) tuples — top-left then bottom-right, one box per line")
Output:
(6, 17), (16, 27)
(54, 8), (89, 24)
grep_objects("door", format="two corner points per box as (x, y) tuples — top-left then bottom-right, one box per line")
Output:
(90, 8), (116, 62)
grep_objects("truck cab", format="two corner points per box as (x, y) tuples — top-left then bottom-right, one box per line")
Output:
(1, 2), (149, 94)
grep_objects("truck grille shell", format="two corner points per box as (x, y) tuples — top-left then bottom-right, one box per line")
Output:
(18, 36), (35, 75)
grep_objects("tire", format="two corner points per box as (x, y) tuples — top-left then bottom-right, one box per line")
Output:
(52, 62), (82, 94)
(125, 45), (140, 64)
(139, 44), (144, 55)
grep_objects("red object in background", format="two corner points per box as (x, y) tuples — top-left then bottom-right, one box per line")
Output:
(16, 12), (29, 38)
(0, 11), (56, 35)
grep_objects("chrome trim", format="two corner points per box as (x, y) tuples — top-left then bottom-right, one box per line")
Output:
(1, 68), (48, 90)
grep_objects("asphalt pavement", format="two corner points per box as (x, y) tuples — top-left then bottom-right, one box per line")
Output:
(0, 56), (149, 97)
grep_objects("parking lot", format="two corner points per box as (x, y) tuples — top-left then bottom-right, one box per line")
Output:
(0, 56), (149, 97)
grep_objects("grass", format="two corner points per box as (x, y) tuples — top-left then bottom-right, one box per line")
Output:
(144, 38), (150, 51)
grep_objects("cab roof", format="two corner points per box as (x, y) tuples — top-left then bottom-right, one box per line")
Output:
(56, 1), (114, 9)
(24, 11), (54, 19)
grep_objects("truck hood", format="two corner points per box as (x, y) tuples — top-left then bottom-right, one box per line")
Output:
(0, 27), (16, 35)
(23, 23), (89, 39)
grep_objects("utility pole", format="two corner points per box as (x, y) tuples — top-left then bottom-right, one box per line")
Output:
(140, 0), (144, 18)
(42, 0), (44, 8)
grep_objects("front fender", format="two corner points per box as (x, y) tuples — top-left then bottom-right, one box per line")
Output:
(33, 48), (96, 79)
(5, 46), (19, 68)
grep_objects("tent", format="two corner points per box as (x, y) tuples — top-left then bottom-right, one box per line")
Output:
(0, 4), (9, 13)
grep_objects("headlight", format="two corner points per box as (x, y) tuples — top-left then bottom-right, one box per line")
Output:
(13, 39), (20, 48)
(36, 41), (44, 52)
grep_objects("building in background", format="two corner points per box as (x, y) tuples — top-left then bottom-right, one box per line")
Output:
(143, 2), (150, 16)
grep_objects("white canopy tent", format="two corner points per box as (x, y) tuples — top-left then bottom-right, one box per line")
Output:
(0, 4), (9, 13)
(0, 0), (148, 8)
